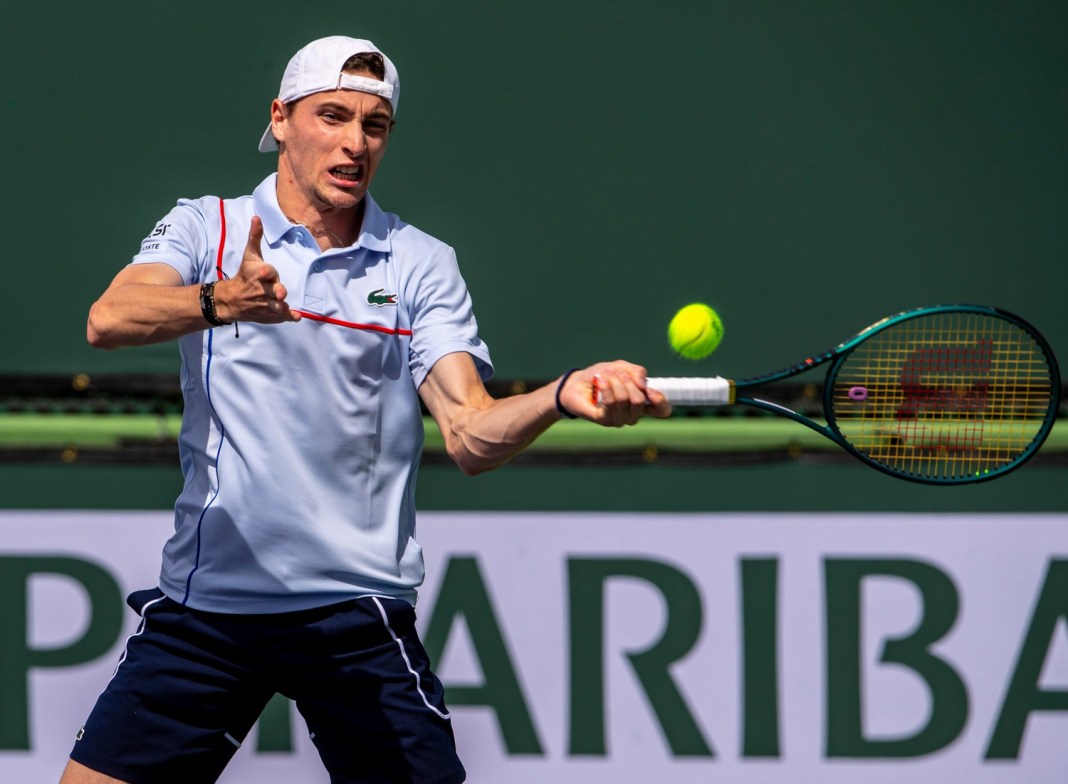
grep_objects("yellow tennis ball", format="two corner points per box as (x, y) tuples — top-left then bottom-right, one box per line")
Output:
(668, 303), (724, 359)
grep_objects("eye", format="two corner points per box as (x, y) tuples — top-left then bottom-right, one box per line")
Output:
(364, 120), (390, 136)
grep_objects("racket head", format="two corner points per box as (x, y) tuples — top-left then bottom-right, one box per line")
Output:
(823, 305), (1060, 484)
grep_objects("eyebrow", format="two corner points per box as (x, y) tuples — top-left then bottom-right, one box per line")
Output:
(316, 99), (393, 120)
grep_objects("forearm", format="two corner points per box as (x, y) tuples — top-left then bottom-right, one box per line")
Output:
(445, 383), (562, 475)
(87, 242), (297, 350)
(87, 282), (215, 349)
(421, 354), (669, 477)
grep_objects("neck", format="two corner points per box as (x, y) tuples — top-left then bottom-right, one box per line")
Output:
(279, 199), (365, 250)
(273, 165), (367, 248)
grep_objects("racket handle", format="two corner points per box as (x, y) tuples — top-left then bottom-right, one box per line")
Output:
(646, 376), (734, 406)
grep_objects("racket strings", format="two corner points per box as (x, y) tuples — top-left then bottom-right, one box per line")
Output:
(829, 311), (1056, 480)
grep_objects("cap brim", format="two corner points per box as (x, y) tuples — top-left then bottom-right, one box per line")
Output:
(258, 124), (278, 153)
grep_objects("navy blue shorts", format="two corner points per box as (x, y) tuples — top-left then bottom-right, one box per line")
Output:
(70, 589), (465, 784)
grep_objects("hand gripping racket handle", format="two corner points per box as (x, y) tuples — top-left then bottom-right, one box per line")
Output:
(592, 376), (735, 406)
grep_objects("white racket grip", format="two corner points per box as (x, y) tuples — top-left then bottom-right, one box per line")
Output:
(646, 376), (734, 406)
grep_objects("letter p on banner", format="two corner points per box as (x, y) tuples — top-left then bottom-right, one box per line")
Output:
(0, 556), (124, 749)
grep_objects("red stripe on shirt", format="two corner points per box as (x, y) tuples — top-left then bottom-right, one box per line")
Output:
(293, 310), (413, 336)
(216, 199), (227, 280)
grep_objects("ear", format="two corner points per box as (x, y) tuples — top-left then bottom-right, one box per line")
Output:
(269, 99), (289, 147)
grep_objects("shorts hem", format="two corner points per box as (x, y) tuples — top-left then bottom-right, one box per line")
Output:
(421, 765), (467, 784)
(68, 748), (141, 784)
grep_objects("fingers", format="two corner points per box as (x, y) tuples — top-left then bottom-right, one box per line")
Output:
(241, 218), (284, 292)
(257, 268), (302, 321)
(590, 369), (653, 427)
(642, 385), (673, 419)
(594, 370), (646, 407)
(244, 216), (266, 263)
(559, 362), (672, 427)
(266, 294), (300, 321)
(224, 216), (300, 323)
(255, 261), (284, 290)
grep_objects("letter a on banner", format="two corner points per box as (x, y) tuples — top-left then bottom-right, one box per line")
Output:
(422, 556), (544, 755)
(986, 559), (1068, 759)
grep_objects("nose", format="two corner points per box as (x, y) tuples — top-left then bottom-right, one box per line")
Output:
(342, 123), (366, 158)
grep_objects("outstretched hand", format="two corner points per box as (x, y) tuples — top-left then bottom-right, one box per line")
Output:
(557, 361), (671, 427)
(213, 217), (301, 324)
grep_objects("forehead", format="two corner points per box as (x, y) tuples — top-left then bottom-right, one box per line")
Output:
(298, 88), (393, 117)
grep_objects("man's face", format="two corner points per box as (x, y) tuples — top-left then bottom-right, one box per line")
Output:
(271, 85), (394, 213)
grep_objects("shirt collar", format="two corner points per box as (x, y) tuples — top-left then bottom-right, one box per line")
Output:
(253, 173), (391, 252)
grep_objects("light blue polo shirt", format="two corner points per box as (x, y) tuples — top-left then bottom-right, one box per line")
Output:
(131, 174), (492, 613)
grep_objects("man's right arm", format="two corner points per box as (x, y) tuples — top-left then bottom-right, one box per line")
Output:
(88, 262), (212, 348)
(87, 216), (301, 350)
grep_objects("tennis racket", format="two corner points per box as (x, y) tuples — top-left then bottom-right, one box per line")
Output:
(641, 305), (1061, 484)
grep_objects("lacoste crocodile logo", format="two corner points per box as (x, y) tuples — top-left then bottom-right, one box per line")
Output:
(367, 288), (398, 307)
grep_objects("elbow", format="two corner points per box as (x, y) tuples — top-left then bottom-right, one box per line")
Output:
(449, 447), (496, 477)
(457, 463), (485, 477)
(86, 302), (118, 350)
(443, 436), (504, 477)
(438, 410), (523, 476)
(86, 322), (112, 350)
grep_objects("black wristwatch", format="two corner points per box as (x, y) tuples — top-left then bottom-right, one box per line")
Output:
(199, 281), (231, 326)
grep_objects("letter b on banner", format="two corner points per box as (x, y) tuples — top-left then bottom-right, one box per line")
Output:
(0, 556), (124, 749)
(824, 558), (968, 757)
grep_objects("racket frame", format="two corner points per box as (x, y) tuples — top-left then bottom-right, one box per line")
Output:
(710, 305), (1060, 484)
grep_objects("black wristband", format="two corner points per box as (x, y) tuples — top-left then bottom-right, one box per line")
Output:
(555, 368), (580, 419)
(199, 281), (230, 326)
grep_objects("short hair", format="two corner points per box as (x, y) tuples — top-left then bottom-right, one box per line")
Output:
(342, 51), (386, 80)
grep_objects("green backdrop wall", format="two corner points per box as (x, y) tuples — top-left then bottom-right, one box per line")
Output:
(3, 1), (1065, 510)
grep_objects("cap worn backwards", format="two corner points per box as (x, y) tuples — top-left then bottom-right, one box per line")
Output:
(258, 36), (400, 153)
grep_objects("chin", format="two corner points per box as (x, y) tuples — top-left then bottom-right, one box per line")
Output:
(319, 189), (365, 210)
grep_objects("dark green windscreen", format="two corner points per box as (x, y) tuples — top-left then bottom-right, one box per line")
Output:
(4, 1), (1064, 510)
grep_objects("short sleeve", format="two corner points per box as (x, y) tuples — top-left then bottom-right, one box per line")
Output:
(406, 243), (493, 387)
(130, 198), (214, 285)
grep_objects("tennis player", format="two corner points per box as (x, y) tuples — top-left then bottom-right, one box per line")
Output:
(64, 35), (669, 784)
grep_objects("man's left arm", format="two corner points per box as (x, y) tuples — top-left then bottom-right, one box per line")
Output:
(418, 352), (671, 476)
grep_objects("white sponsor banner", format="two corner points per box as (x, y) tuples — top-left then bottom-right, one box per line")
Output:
(0, 511), (1065, 783)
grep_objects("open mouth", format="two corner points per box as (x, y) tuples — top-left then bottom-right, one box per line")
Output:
(331, 165), (364, 184)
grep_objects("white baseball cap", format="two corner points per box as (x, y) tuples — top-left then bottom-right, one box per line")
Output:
(258, 36), (400, 153)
